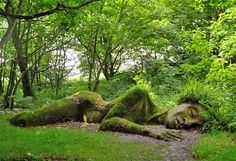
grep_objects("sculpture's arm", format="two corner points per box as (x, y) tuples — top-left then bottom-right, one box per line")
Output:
(147, 109), (169, 124)
(100, 117), (183, 141)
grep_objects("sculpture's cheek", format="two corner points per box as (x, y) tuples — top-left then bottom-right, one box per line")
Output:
(165, 114), (205, 129)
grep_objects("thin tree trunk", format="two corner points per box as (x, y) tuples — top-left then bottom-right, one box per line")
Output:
(11, 20), (34, 97)
(3, 60), (17, 109)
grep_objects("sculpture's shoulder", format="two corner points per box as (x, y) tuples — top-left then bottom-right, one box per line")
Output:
(104, 86), (158, 123)
(68, 91), (109, 111)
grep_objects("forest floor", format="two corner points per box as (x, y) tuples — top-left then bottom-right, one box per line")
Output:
(45, 121), (202, 161)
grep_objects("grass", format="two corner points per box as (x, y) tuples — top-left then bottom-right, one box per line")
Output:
(192, 131), (236, 161)
(0, 114), (162, 161)
(1, 112), (236, 161)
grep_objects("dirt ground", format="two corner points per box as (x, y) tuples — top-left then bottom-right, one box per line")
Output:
(46, 121), (202, 161)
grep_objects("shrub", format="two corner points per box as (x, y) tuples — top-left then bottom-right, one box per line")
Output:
(97, 72), (133, 100)
(145, 60), (184, 94)
(14, 96), (35, 109)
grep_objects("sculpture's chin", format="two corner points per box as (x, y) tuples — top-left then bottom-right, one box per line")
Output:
(165, 119), (202, 129)
(165, 120), (178, 129)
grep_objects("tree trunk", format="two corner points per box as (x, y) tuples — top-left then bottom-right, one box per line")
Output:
(18, 55), (34, 97)
(0, 49), (5, 95)
(3, 60), (17, 109)
(11, 20), (34, 97)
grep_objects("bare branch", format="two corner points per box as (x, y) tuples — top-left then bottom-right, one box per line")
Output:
(0, 0), (99, 20)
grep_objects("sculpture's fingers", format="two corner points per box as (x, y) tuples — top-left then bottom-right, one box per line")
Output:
(166, 131), (184, 140)
(163, 132), (178, 141)
(160, 134), (173, 141)
(148, 131), (172, 141)
(172, 129), (182, 134)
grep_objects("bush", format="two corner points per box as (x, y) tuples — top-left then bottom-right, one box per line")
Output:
(97, 72), (133, 100)
(14, 96), (35, 109)
(145, 60), (184, 94)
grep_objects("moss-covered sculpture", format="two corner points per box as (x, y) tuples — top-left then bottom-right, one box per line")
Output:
(10, 86), (206, 141)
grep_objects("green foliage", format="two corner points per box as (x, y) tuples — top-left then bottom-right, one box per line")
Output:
(13, 96), (35, 109)
(5, 79), (88, 110)
(144, 60), (184, 94)
(207, 6), (236, 91)
(181, 30), (213, 79)
(177, 79), (220, 107)
(207, 58), (236, 88)
(0, 116), (162, 161)
(133, 74), (157, 101)
(192, 131), (236, 161)
(133, 61), (184, 109)
(97, 72), (133, 100)
(0, 0), (235, 139)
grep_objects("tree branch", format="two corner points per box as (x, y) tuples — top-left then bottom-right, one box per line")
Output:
(0, 0), (99, 20)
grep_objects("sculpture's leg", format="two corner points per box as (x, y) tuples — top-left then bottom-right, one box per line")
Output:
(10, 98), (81, 127)
(100, 117), (183, 141)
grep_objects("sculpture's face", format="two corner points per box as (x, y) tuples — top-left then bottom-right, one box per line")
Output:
(165, 103), (205, 129)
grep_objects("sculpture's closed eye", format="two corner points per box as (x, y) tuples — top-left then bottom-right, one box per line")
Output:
(189, 108), (197, 118)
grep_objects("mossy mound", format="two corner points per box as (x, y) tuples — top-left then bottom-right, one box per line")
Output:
(103, 86), (158, 124)
(10, 91), (108, 127)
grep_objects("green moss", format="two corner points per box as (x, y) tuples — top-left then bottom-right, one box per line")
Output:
(104, 86), (158, 123)
(10, 86), (158, 127)
(100, 117), (145, 134)
(69, 91), (104, 105)
(10, 91), (108, 127)
(10, 98), (79, 126)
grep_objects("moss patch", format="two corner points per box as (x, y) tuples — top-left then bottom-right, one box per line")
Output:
(100, 117), (145, 134)
(10, 98), (79, 126)
(104, 86), (158, 124)
(10, 91), (107, 126)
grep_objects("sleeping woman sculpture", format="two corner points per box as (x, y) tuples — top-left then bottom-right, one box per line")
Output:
(10, 86), (206, 141)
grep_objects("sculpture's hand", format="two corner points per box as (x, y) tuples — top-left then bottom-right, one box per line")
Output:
(144, 126), (183, 141)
